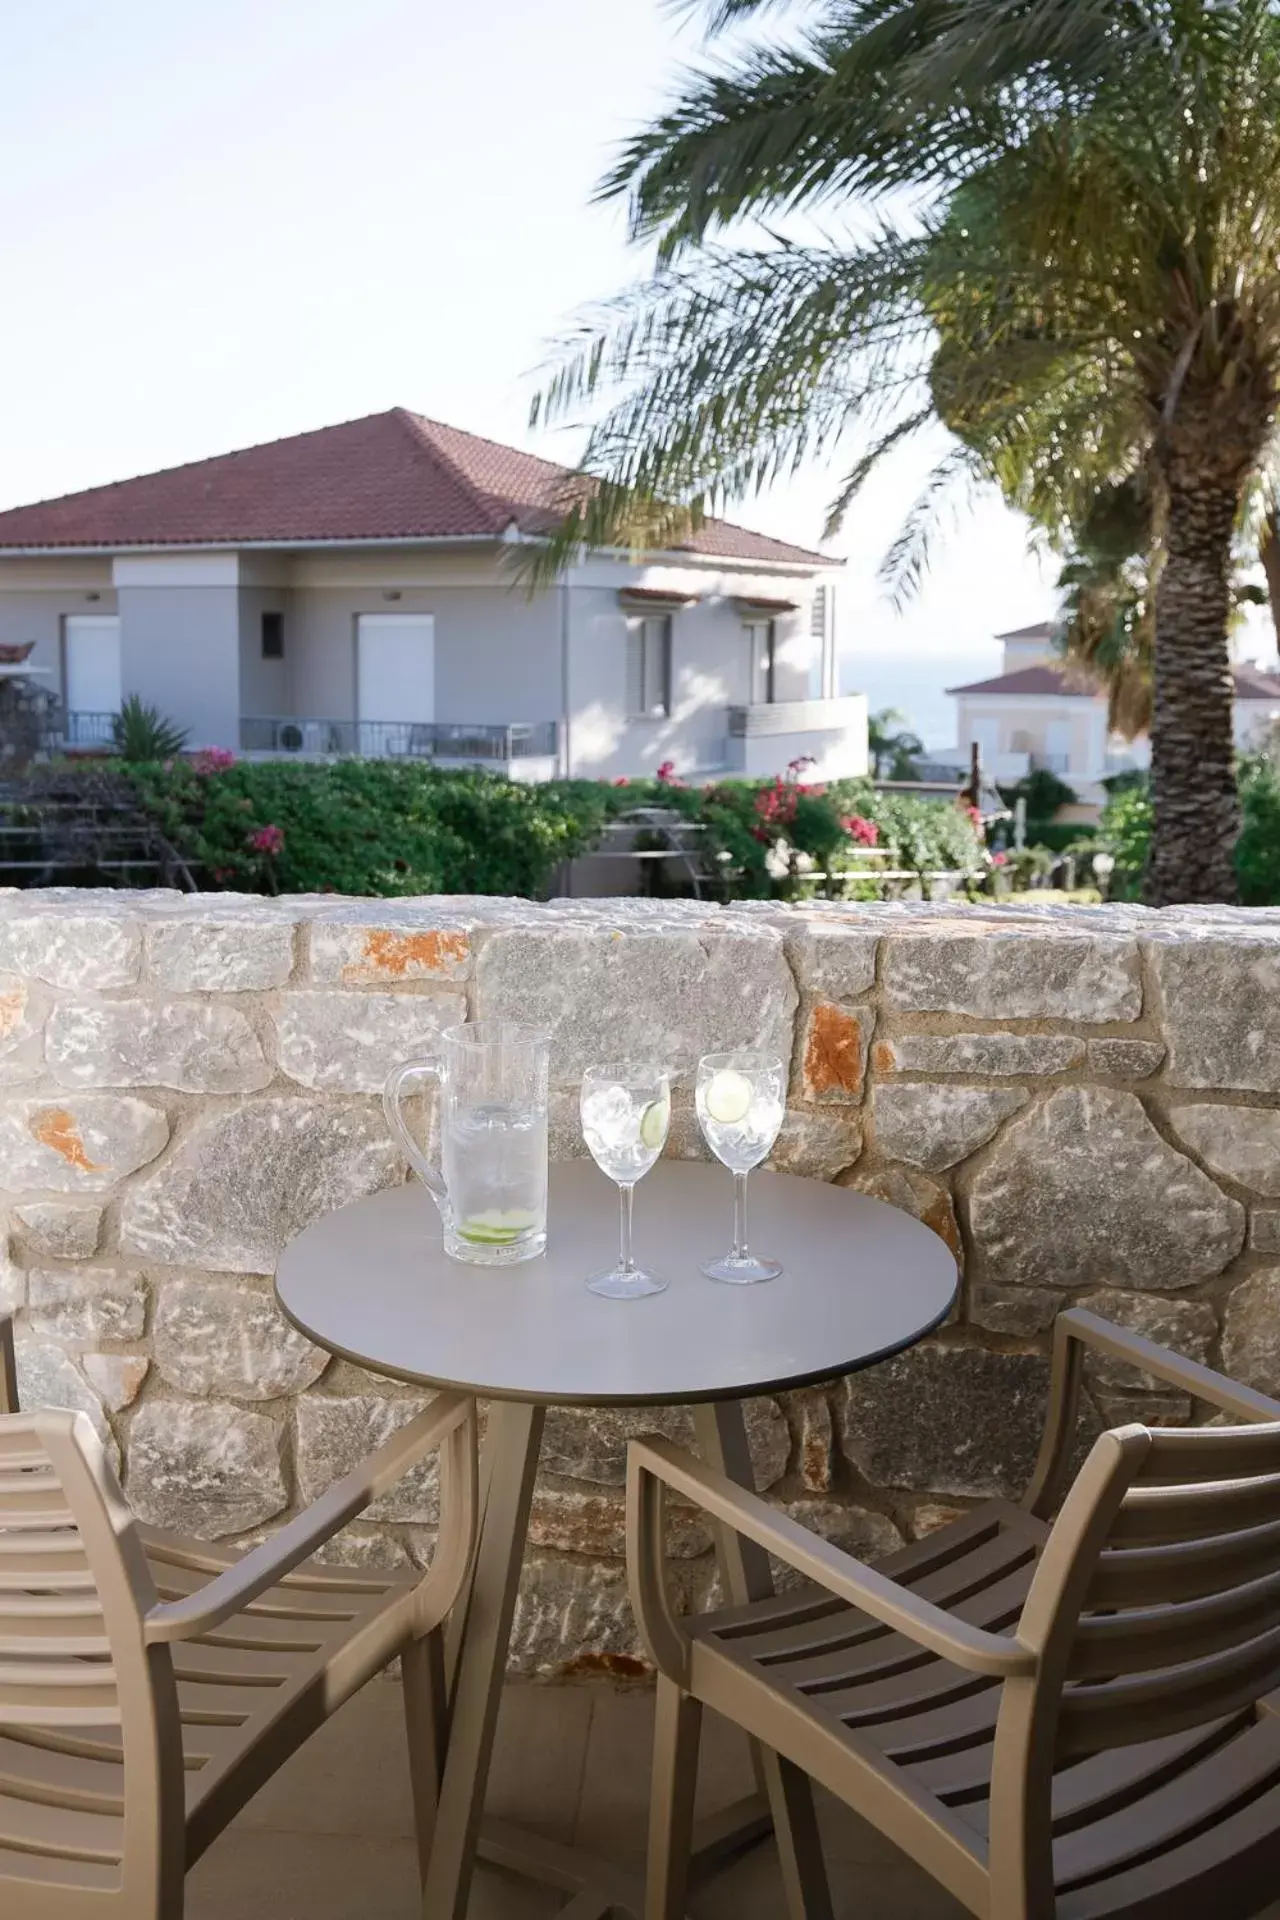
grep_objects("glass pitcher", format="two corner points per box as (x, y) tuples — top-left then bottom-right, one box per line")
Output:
(383, 1022), (550, 1266)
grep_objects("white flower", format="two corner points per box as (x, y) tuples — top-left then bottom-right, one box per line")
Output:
(793, 850), (816, 874)
(765, 838), (792, 880)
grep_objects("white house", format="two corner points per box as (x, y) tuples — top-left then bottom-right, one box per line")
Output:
(947, 621), (1280, 813)
(0, 409), (864, 783)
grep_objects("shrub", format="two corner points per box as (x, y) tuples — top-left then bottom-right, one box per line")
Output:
(1099, 760), (1280, 905)
(111, 697), (189, 762)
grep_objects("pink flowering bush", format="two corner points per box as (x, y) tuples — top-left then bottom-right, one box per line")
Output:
(191, 747), (237, 775)
(248, 824), (285, 856)
(841, 813), (879, 847)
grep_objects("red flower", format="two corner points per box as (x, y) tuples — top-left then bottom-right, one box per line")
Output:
(841, 814), (879, 847)
(191, 747), (236, 775)
(754, 777), (798, 827)
(655, 759), (677, 783)
(249, 824), (285, 856)
(992, 850), (1008, 866)
(613, 776), (630, 787)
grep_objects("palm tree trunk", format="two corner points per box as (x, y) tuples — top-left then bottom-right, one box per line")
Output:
(1145, 473), (1241, 905)
(1260, 506), (1280, 657)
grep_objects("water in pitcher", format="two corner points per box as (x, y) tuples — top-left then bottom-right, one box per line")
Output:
(442, 1102), (549, 1262)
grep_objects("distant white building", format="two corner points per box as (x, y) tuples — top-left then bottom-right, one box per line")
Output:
(945, 621), (1280, 814)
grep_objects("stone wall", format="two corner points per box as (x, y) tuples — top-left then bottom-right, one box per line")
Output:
(1, 889), (1277, 1673)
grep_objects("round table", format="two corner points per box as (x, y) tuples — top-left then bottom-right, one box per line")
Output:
(276, 1159), (957, 1920)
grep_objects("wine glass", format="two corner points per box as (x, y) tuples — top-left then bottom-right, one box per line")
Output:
(696, 1051), (785, 1283)
(580, 1062), (671, 1298)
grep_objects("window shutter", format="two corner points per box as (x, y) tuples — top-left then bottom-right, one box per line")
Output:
(810, 585), (827, 638)
(657, 615), (673, 716)
(626, 622), (645, 715)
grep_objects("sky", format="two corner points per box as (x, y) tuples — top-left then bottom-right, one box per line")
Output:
(0, 0), (1066, 746)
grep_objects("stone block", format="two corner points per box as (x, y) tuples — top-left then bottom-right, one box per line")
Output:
(474, 924), (796, 1081)
(0, 1259), (23, 1313)
(882, 928), (1140, 1021)
(871, 1084), (1026, 1172)
(969, 1282), (1064, 1336)
(541, 1399), (789, 1490)
(311, 1528), (414, 1572)
(842, 1165), (962, 1265)
(0, 972), (45, 1085)
(883, 1034), (1085, 1076)
(1155, 940), (1280, 1090)
(295, 1394), (440, 1523)
(0, 910), (140, 989)
(1076, 1287), (1217, 1390)
(146, 915), (295, 991)
(1170, 1105), (1280, 1196)
(13, 1339), (113, 1454)
(153, 1275), (330, 1400)
(120, 1098), (400, 1273)
(310, 913), (473, 985)
(273, 990), (466, 1093)
(1222, 1270), (1280, 1399)
(47, 999), (270, 1094)
(784, 924), (879, 1000)
(529, 1481), (713, 1560)
(26, 1268), (147, 1344)
(784, 1388), (834, 1492)
(80, 1353), (149, 1412)
(509, 1552), (639, 1678)
(1086, 1039), (1166, 1079)
(1251, 1210), (1280, 1253)
(967, 1087), (1244, 1290)
(767, 1109), (862, 1181)
(841, 1345), (1096, 1500)
(769, 1498), (903, 1591)
(12, 1201), (102, 1260)
(797, 1002), (873, 1102)
(126, 1401), (287, 1538)
(0, 1096), (168, 1192)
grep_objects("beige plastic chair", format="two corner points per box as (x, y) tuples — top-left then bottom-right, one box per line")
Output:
(629, 1308), (1280, 1920)
(0, 1313), (477, 1917)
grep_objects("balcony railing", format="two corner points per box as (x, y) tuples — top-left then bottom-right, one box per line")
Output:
(239, 717), (559, 762)
(728, 695), (866, 738)
(64, 711), (119, 749)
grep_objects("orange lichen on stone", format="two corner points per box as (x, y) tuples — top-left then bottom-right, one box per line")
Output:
(871, 1039), (896, 1076)
(804, 1002), (867, 1097)
(0, 981), (25, 1039)
(343, 927), (469, 982)
(920, 1189), (963, 1262)
(29, 1107), (104, 1173)
(557, 1650), (650, 1682)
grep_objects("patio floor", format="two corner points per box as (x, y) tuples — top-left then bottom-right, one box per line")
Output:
(185, 1674), (968, 1918)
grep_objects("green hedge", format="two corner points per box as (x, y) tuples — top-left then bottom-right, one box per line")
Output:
(114, 758), (985, 902)
(1098, 758), (1280, 904)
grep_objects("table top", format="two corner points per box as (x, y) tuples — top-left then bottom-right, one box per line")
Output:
(275, 1159), (958, 1408)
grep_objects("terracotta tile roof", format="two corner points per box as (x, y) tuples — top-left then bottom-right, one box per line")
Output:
(0, 409), (829, 567)
(947, 663), (1102, 697)
(950, 659), (1280, 701)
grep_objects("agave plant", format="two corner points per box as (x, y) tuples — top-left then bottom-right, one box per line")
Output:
(111, 696), (189, 763)
(533, 0), (1280, 904)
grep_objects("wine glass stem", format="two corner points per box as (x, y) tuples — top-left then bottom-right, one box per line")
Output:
(619, 1182), (636, 1273)
(733, 1170), (750, 1259)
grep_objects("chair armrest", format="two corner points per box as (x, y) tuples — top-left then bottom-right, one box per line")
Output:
(0, 1316), (16, 1416)
(1025, 1308), (1280, 1518)
(627, 1438), (1034, 1689)
(145, 1391), (476, 1645)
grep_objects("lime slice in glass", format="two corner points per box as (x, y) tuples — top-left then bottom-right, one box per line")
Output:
(639, 1098), (669, 1150)
(703, 1069), (754, 1126)
(458, 1209), (539, 1245)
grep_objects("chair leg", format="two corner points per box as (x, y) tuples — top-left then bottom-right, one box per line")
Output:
(402, 1627), (449, 1891)
(647, 1675), (702, 1920)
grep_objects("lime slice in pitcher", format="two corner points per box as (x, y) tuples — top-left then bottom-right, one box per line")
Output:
(458, 1209), (539, 1245)
(703, 1069), (753, 1126)
(639, 1098), (670, 1150)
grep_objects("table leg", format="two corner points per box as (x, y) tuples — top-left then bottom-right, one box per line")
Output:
(420, 1397), (545, 1920)
(691, 1401), (835, 1920)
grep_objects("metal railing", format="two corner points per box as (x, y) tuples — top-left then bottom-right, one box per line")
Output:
(239, 718), (559, 762)
(63, 711), (119, 749)
(727, 695), (866, 738)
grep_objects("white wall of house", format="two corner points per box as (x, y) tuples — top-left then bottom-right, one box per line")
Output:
(0, 543), (855, 779)
(954, 692), (1109, 785)
(0, 558), (117, 702)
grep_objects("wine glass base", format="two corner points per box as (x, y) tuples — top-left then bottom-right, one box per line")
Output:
(701, 1253), (783, 1285)
(586, 1264), (668, 1300)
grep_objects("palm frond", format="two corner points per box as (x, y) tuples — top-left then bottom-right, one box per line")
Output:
(876, 442), (985, 606)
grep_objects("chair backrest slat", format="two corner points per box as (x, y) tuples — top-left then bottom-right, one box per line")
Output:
(1055, 1623), (1280, 1758)
(1106, 1469), (1280, 1543)
(1069, 1562), (1280, 1680)
(1086, 1512), (1280, 1607)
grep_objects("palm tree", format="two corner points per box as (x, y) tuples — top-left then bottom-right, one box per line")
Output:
(533, 0), (1280, 904)
(868, 706), (925, 778)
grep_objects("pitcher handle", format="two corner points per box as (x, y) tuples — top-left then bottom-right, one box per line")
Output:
(383, 1060), (450, 1221)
